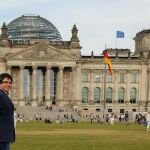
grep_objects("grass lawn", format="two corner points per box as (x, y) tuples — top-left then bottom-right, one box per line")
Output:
(11, 121), (150, 150)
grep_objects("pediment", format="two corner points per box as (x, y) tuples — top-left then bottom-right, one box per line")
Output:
(6, 43), (78, 61)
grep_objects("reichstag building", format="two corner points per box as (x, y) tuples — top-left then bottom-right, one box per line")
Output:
(0, 14), (149, 114)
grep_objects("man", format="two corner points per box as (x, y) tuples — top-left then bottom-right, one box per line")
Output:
(125, 111), (129, 125)
(0, 73), (15, 150)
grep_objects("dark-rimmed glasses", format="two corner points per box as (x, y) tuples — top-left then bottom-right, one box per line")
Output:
(2, 81), (12, 84)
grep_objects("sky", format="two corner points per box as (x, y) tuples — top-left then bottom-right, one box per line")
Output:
(0, 0), (150, 55)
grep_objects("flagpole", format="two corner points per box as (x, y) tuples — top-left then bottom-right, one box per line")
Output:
(103, 50), (113, 118)
(103, 63), (107, 118)
(103, 47), (107, 118)
(115, 37), (117, 48)
(105, 43), (107, 50)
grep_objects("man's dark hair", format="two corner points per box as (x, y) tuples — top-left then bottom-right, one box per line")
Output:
(0, 73), (13, 84)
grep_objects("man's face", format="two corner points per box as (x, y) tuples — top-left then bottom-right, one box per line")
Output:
(0, 78), (12, 92)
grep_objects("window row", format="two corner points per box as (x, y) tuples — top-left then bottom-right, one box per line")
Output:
(83, 108), (137, 113)
(82, 87), (137, 104)
(82, 72), (138, 83)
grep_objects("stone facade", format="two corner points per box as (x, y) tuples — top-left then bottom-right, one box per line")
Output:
(0, 18), (150, 115)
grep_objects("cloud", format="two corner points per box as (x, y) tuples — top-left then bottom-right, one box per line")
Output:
(0, 0), (150, 54)
(0, 0), (20, 10)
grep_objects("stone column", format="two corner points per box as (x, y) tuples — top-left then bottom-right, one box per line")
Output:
(114, 70), (118, 102)
(56, 69), (59, 100)
(113, 70), (119, 114)
(71, 66), (76, 102)
(148, 65), (150, 101)
(126, 70), (130, 102)
(89, 69), (94, 104)
(102, 69), (105, 104)
(141, 65), (147, 111)
(31, 66), (37, 106)
(75, 64), (82, 104)
(59, 66), (64, 101)
(45, 65), (51, 106)
(19, 66), (25, 106)
(147, 64), (150, 111)
(7, 65), (12, 75)
(123, 70), (130, 111)
(138, 70), (142, 111)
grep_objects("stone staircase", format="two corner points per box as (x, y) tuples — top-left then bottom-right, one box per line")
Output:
(15, 105), (80, 121)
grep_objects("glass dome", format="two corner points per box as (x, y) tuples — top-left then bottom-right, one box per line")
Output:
(7, 14), (62, 41)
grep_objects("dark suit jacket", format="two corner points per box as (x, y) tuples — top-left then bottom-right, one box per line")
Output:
(0, 89), (15, 142)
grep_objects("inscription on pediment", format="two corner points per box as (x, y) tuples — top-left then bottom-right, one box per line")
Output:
(22, 45), (49, 58)
(6, 44), (78, 61)
(18, 45), (71, 60)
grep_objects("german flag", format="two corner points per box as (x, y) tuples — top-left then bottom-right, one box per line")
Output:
(104, 50), (112, 75)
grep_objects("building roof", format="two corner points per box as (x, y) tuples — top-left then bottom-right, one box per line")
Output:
(7, 14), (62, 42)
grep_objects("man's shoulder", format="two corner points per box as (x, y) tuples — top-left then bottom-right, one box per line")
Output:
(0, 89), (6, 96)
(0, 89), (3, 94)
(0, 89), (4, 93)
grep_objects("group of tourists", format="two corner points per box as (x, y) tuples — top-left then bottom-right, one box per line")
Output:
(135, 112), (150, 131)
(88, 111), (129, 126)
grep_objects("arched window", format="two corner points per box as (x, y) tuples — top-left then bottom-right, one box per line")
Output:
(130, 88), (136, 103)
(94, 87), (100, 103)
(118, 88), (124, 103)
(23, 69), (31, 98)
(106, 87), (112, 103)
(82, 87), (88, 103)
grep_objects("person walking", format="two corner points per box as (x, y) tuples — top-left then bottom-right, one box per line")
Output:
(125, 111), (129, 125)
(109, 113), (115, 125)
(0, 73), (15, 150)
(14, 108), (17, 129)
(146, 112), (150, 132)
(90, 113), (94, 124)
